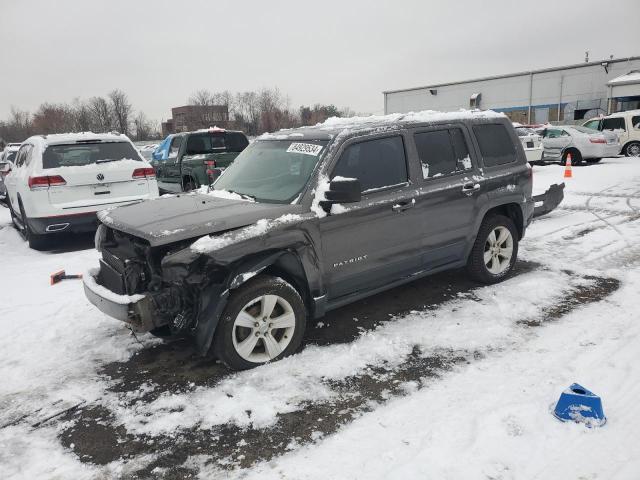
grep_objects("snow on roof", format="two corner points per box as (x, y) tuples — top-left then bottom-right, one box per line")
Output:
(25, 132), (130, 148)
(608, 70), (640, 86)
(316, 109), (504, 131)
(259, 109), (505, 141)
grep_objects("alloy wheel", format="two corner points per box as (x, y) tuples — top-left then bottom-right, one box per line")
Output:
(484, 226), (514, 275)
(231, 294), (296, 363)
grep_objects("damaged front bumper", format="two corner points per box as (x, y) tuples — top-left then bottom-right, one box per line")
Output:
(533, 182), (565, 218)
(83, 269), (158, 332)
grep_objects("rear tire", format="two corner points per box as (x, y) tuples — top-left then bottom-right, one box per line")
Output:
(467, 214), (519, 284)
(561, 149), (583, 166)
(212, 275), (307, 370)
(19, 200), (48, 250)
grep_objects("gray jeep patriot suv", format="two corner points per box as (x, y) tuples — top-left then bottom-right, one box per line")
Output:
(84, 111), (534, 370)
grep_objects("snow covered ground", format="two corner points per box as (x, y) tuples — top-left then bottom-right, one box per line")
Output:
(1, 157), (640, 479)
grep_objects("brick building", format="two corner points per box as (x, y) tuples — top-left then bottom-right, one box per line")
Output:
(161, 105), (229, 136)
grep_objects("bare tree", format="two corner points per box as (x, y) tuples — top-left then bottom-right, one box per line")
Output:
(70, 98), (93, 132)
(89, 96), (113, 132)
(189, 89), (214, 106)
(32, 103), (75, 134)
(108, 89), (132, 136)
(133, 111), (155, 141)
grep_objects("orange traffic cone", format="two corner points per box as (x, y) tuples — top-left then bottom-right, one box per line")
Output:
(564, 153), (573, 178)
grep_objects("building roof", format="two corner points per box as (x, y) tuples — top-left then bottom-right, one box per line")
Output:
(608, 70), (640, 86)
(383, 56), (640, 94)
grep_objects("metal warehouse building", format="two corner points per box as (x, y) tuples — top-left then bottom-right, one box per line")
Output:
(384, 56), (640, 124)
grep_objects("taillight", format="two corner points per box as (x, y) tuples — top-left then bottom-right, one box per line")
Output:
(204, 160), (216, 176)
(28, 175), (66, 189)
(589, 137), (606, 144)
(132, 167), (156, 179)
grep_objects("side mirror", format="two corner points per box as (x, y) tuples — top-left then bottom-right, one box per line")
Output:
(320, 177), (361, 212)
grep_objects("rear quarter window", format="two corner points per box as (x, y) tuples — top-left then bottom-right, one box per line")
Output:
(472, 124), (516, 167)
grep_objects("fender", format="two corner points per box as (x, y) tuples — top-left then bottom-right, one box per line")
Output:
(194, 246), (321, 356)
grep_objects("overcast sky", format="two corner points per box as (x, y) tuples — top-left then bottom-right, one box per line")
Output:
(1, 0), (638, 123)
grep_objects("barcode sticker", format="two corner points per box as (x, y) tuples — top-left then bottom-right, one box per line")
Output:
(286, 143), (323, 156)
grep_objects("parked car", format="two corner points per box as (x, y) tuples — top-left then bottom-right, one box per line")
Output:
(4, 132), (159, 249)
(84, 111), (536, 370)
(582, 110), (640, 157)
(150, 127), (249, 194)
(541, 125), (620, 164)
(0, 143), (21, 203)
(514, 125), (543, 163)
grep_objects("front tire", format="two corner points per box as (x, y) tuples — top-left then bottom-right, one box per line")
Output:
(212, 275), (307, 370)
(467, 214), (519, 284)
(624, 141), (640, 157)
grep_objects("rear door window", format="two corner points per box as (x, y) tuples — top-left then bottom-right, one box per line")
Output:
(602, 117), (626, 131)
(414, 128), (472, 179)
(332, 136), (408, 193)
(472, 124), (516, 167)
(632, 116), (640, 129)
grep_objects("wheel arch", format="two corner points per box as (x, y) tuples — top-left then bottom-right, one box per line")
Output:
(229, 250), (314, 317)
(483, 203), (524, 239)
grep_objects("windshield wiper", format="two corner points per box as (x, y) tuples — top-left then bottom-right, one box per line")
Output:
(95, 158), (119, 164)
(227, 189), (256, 201)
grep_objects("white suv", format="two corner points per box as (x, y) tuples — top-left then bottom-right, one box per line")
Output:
(582, 110), (640, 157)
(4, 132), (159, 249)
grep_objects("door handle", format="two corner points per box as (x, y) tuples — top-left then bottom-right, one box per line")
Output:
(392, 199), (415, 212)
(462, 183), (481, 196)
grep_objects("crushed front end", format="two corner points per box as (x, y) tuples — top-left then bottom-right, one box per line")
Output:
(84, 224), (218, 335)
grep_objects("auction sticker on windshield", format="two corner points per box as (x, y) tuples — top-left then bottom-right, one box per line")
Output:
(286, 143), (324, 156)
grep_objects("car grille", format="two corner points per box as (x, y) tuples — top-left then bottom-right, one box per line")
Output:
(526, 141), (534, 148)
(97, 227), (150, 295)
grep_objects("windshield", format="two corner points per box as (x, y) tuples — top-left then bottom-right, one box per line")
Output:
(42, 142), (141, 168)
(213, 139), (328, 203)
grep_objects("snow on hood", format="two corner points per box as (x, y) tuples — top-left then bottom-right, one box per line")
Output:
(190, 213), (304, 253)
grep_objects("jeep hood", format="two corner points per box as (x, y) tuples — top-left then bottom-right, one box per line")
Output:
(98, 193), (302, 246)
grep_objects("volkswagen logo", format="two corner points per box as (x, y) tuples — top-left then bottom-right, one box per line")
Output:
(96, 173), (105, 181)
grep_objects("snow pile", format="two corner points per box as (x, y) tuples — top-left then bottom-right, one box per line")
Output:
(310, 175), (350, 218)
(191, 213), (303, 253)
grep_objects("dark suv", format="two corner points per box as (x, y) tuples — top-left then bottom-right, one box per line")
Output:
(84, 112), (534, 370)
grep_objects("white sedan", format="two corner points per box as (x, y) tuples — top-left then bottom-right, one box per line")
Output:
(541, 125), (620, 165)
(514, 126), (543, 163)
